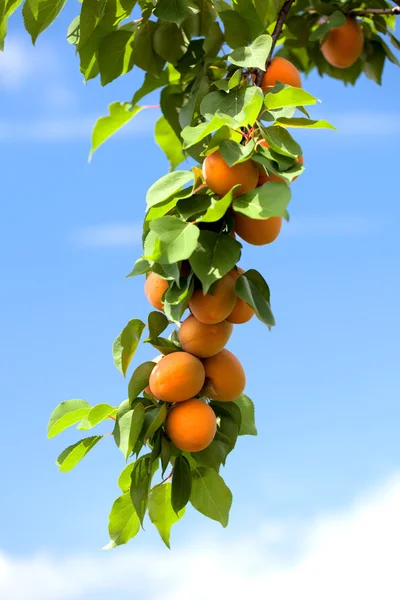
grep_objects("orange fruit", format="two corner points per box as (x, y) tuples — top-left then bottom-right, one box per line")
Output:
(234, 213), (282, 246)
(189, 274), (237, 324)
(144, 272), (169, 311)
(166, 398), (217, 452)
(261, 57), (302, 90)
(321, 17), (364, 68)
(202, 149), (259, 198)
(149, 352), (205, 403)
(178, 315), (233, 358)
(202, 349), (246, 402)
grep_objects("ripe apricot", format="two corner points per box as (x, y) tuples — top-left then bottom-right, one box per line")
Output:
(166, 398), (217, 452)
(261, 57), (302, 90)
(202, 149), (259, 198)
(178, 314), (233, 358)
(321, 17), (364, 69)
(149, 352), (205, 403)
(234, 213), (282, 246)
(189, 274), (237, 324)
(202, 349), (246, 402)
(227, 268), (254, 324)
(144, 272), (169, 311)
(258, 140), (304, 184)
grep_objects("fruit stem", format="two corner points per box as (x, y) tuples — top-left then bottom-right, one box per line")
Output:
(254, 0), (296, 86)
(192, 183), (207, 195)
(350, 6), (400, 14)
(142, 104), (161, 109)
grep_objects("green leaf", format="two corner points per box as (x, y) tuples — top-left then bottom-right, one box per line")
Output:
(309, 10), (346, 42)
(148, 482), (185, 548)
(211, 401), (241, 453)
(131, 68), (172, 106)
(220, 9), (252, 49)
(171, 455), (192, 513)
(130, 455), (152, 526)
(177, 194), (212, 221)
(260, 124), (301, 158)
(149, 217), (200, 264)
(98, 30), (135, 86)
(190, 467), (232, 527)
(90, 103), (143, 160)
(145, 336), (180, 354)
(119, 455), (159, 493)
(161, 436), (172, 476)
(276, 118), (336, 130)
(233, 394), (257, 435)
(47, 400), (92, 438)
(265, 86), (318, 110)
(179, 75), (210, 129)
(126, 257), (150, 278)
(201, 86), (264, 128)
(155, 115), (185, 171)
(152, 261), (181, 285)
(189, 230), (242, 294)
(113, 319), (146, 377)
(142, 404), (168, 441)
(128, 361), (156, 402)
(192, 438), (229, 470)
(146, 171), (194, 208)
(363, 41), (386, 85)
(228, 34), (272, 70)
(113, 403), (145, 460)
(198, 186), (239, 223)
(154, 0), (198, 25)
(104, 492), (140, 549)
(235, 269), (275, 327)
(153, 21), (189, 64)
(56, 436), (102, 472)
(219, 139), (255, 167)
(0, 0), (23, 49)
(181, 117), (224, 149)
(77, 403), (117, 430)
(22, 0), (67, 44)
(133, 20), (165, 76)
(146, 311), (169, 340)
(232, 181), (291, 219)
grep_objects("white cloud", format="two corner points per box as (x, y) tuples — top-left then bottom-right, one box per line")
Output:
(0, 36), (59, 91)
(283, 215), (380, 238)
(1, 474), (400, 599)
(73, 223), (143, 247)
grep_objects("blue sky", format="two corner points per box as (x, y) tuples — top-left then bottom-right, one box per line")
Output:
(1, 6), (400, 599)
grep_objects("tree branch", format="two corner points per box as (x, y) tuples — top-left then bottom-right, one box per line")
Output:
(351, 6), (400, 15)
(255, 0), (296, 86)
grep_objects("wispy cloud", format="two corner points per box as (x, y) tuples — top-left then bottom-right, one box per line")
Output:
(1, 474), (399, 599)
(0, 36), (59, 92)
(73, 223), (143, 247)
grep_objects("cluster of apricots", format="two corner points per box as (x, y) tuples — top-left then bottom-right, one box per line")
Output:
(142, 19), (364, 455)
(144, 269), (248, 453)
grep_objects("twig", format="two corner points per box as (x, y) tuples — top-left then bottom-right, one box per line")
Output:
(351, 6), (400, 15)
(255, 0), (296, 86)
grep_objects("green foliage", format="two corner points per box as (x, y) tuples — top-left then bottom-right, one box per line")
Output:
(171, 455), (192, 513)
(235, 269), (275, 327)
(104, 492), (140, 548)
(113, 403), (145, 460)
(128, 361), (156, 401)
(78, 404), (118, 430)
(90, 103), (142, 160)
(190, 467), (232, 527)
(233, 394), (257, 436)
(113, 319), (146, 377)
(229, 34), (272, 69)
(47, 400), (92, 438)
(56, 436), (102, 472)
(23, 0), (67, 44)
(232, 181), (291, 219)
(130, 454), (154, 526)
(190, 230), (242, 293)
(148, 482), (185, 548)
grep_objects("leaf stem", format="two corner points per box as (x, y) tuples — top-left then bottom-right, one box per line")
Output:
(350, 6), (400, 15)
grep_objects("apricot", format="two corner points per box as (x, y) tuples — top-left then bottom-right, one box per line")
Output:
(261, 57), (302, 90)
(202, 349), (246, 402)
(321, 17), (364, 69)
(189, 274), (237, 324)
(258, 140), (304, 184)
(227, 268), (254, 324)
(166, 398), (216, 452)
(178, 314), (233, 358)
(202, 149), (259, 198)
(144, 272), (169, 311)
(234, 213), (282, 246)
(149, 352), (205, 403)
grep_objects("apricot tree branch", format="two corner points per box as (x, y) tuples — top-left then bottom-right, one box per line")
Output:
(351, 6), (400, 15)
(254, 0), (296, 86)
